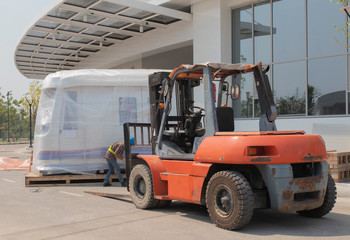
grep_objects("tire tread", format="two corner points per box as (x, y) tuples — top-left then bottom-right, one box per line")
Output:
(206, 170), (254, 230)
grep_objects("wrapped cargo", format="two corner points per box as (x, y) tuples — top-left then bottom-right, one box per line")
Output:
(32, 69), (159, 175)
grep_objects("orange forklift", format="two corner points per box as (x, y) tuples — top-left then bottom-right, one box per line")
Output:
(123, 62), (336, 230)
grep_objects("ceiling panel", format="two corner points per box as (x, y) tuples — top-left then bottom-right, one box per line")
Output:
(15, 0), (192, 79)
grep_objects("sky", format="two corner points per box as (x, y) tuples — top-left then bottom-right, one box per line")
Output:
(0, 0), (58, 99)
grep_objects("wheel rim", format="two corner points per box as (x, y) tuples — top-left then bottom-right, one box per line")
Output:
(134, 175), (146, 199)
(214, 185), (233, 217)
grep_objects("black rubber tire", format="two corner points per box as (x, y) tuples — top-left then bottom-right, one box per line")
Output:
(206, 170), (254, 230)
(129, 164), (159, 209)
(297, 174), (337, 218)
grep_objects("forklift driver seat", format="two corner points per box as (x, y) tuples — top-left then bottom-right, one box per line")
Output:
(216, 107), (234, 132)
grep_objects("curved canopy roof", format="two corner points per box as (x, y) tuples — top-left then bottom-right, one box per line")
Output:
(14, 0), (192, 80)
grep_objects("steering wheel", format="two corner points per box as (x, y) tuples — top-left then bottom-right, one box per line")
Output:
(189, 106), (204, 116)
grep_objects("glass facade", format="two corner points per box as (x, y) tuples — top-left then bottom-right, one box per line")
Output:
(232, 0), (349, 118)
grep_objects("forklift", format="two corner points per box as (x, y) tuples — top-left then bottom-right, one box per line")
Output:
(123, 62), (336, 230)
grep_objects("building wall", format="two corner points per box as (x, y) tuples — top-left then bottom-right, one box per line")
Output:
(190, 0), (350, 151)
(142, 45), (193, 69)
(192, 0), (231, 63)
(113, 58), (142, 69)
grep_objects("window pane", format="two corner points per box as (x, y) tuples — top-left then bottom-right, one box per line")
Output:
(233, 6), (253, 64)
(63, 91), (78, 130)
(348, 54), (350, 91)
(274, 61), (306, 116)
(254, 1), (271, 64)
(308, 0), (346, 57)
(348, 92), (350, 114)
(273, 0), (305, 62)
(233, 73), (255, 118)
(308, 56), (346, 115)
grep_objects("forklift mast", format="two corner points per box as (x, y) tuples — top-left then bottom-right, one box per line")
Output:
(253, 65), (277, 131)
(147, 63), (277, 158)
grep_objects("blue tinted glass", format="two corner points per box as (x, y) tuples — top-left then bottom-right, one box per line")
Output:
(273, 0), (305, 62)
(308, 0), (346, 57)
(233, 73), (255, 118)
(274, 61), (306, 116)
(233, 6), (255, 118)
(348, 92), (350, 114)
(233, 6), (253, 64)
(254, 1), (271, 64)
(308, 56), (346, 115)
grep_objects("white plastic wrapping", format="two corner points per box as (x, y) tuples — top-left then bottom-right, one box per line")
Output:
(32, 69), (161, 175)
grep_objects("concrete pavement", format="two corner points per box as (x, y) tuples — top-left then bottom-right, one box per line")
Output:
(0, 144), (350, 240)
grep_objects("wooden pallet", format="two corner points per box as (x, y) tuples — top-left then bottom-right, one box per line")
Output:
(25, 172), (125, 186)
(327, 151), (350, 169)
(329, 167), (350, 183)
(327, 151), (350, 182)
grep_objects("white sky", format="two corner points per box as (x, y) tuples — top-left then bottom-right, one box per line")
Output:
(0, 0), (58, 99)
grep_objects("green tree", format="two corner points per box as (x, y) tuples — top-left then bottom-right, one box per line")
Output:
(275, 96), (305, 115)
(331, 0), (350, 42)
(21, 80), (42, 130)
(0, 91), (7, 139)
(0, 90), (28, 140)
(0, 80), (42, 141)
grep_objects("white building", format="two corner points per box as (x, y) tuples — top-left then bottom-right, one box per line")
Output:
(15, 0), (350, 151)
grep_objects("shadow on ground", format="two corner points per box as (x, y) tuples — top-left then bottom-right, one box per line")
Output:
(35, 185), (350, 237)
(151, 201), (350, 237)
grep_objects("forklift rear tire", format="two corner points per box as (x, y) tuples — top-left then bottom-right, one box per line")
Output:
(206, 170), (254, 230)
(129, 164), (159, 209)
(297, 174), (337, 218)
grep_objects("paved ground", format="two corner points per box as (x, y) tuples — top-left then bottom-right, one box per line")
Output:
(0, 143), (32, 161)
(0, 144), (350, 240)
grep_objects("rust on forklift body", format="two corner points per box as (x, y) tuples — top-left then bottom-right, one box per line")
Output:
(280, 199), (324, 212)
(272, 168), (276, 176)
(279, 188), (326, 212)
(282, 190), (293, 200)
(293, 176), (323, 191)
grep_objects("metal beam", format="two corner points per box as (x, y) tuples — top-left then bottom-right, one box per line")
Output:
(22, 72), (48, 76)
(105, 0), (192, 21)
(20, 66), (73, 72)
(44, 16), (140, 37)
(21, 72), (48, 78)
(18, 45), (91, 56)
(16, 50), (85, 66)
(20, 69), (56, 74)
(24, 36), (104, 50)
(59, 4), (166, 29)
(16, 57), (79, 65)
(32, 26), (122, 44)
(18, 65), (72, 71)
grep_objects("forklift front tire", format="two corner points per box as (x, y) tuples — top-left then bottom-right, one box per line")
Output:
(129, 164), (159, 209)
(206, 170), (254, 230)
